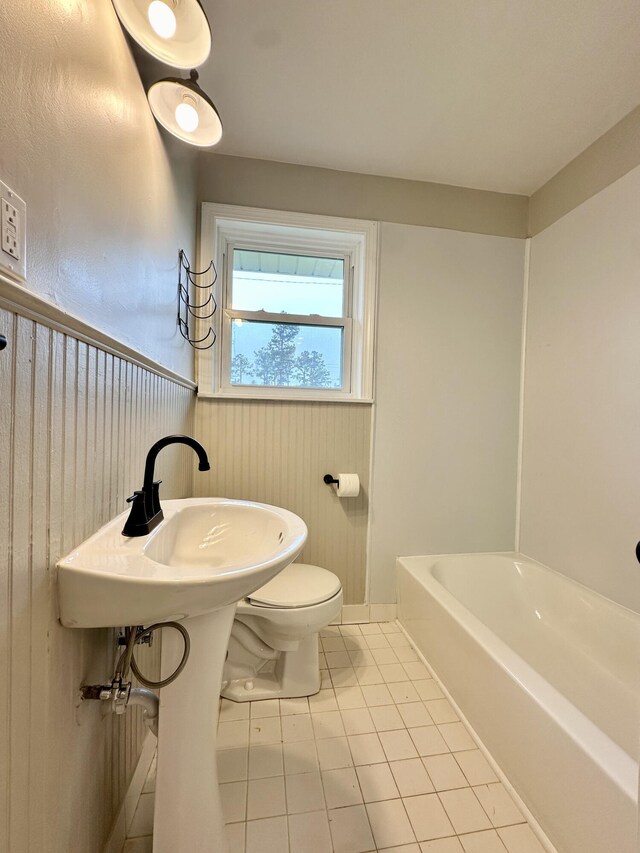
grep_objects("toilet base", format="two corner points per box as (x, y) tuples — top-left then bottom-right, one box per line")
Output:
(221, 632), (321, 702)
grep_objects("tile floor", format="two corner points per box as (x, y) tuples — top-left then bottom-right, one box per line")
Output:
(124, 622), (549, 853)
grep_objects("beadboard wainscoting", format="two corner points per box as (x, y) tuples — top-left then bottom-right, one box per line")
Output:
(194, 399), (372, 605)
(0, 307), (194, 853)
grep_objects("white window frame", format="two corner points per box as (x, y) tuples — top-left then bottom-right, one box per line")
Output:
(197, 204), (378, 402)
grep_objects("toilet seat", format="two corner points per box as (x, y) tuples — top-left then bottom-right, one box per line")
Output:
(246, 563), (342, 609)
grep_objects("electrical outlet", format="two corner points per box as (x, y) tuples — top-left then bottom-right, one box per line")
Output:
(0, 181), (26, 282)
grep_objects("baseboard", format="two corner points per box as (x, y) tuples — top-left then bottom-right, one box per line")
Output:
(103, 732), (156, 853)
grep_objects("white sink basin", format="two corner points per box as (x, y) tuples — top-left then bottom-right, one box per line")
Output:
(57, 497), (308, 628)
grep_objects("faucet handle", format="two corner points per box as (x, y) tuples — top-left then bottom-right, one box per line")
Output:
(126, 490), (145, 504)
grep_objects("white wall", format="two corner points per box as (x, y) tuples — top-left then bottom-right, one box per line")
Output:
(369, 222), (525, 603)
(0, 1), (196, 378)
(0, 3), (199, 851)
(520, 164), (640, 613)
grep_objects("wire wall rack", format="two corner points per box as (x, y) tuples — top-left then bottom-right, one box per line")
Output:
(177, 249), (217, 350)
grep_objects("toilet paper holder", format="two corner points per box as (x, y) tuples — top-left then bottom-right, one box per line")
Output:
(323, 474), (339, 485)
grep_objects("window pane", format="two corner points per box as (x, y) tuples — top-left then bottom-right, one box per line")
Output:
(231, 249), (345, 317)
(230, 320), (343, 389)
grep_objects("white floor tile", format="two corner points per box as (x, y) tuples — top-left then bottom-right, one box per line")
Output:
(247, 776), (286, 820)
(409, 725), (450, 757)
(282, 713), (313, 742)
(380, 663), (409, 682)
(311, 710), (346, 739)
(321, 626), (343, 638)
(459, 829), (509, 853)
(250, 698), (280, 718)
(322, 766), (363, 808)
(390, 758), (435, 797)
(356, 762), (400, 802)
(245, 815), (288, 853)
(339, 624), (363, 636)
(225, 821), (246, 853)
(220, 698), (251, 721)
(122, 837), (152, 853)
(280, 696), (310, 715)
(423, 754), (469, 791)
(218, 747), (249, 783)
(403, 793), (454, 841)
(380, 845), (421, 853)
(420, 838), (464, 852)
(360, 623), (383, 635)
(331, 666), (360, 686)
(425, 699), (459, 724)
(341, 707), (376, 735)
(497, 824), (548, 853)
(128, 793), (155, 838)
(249, 716), (282, 745)
(379, 728), (419, 761)
(283, 739), (319, 775)
(387, 633), (411, 649)
(355, 665), (385, 685)
(366, 799), (416, 848)
(322, 637), (347, 652)
(309, 688), (339, 712)
(454, 750), (498, 786)
(414, 680), (445, 701)
(361, 683), (395, 706)
(380, 621), (402, 634)
(371, 647), (401, 665)
(335, 685), (366, 709)
(288, 810), (333, 853)
(344, 635), (368, 651)
(349, 649), (378, 667)
(439, 788), (492, 834)
(473, 783), (525, 828)
(365, 634), (392, 649)
(388, 682), (421, 704)
(398, 702), (434, 728)
(220, 781), (247, 823)
(325, 651), (352, 668)
(285, 771), (325, 814)
(247, 743), (283, 779)
(370, 703), (405, 732)
(218, 719), (251, 749)
(438, 723), (476, 752)
(347, 732), (387, 765)
(402, 661), (431, 681)
(327, 804), (376, 853)
(395, 646), (420, 662)
(316, 736), (354, 770)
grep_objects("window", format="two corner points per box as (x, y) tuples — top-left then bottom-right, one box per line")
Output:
(197, 205), (378, 401)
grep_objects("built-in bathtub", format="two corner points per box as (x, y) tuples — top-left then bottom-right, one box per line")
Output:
(397, 552), (639, 853)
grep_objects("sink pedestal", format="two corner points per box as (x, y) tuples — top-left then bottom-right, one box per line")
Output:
(153, 605), (236, 853)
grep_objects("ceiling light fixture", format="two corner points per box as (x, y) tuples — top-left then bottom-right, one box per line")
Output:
(148, 70), (223, 147)
(112, 0), (211, 69)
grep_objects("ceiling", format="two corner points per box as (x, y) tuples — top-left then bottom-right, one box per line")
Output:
(199, 0), (640, 196)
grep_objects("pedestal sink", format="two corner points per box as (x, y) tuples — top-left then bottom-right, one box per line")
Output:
(57, 498), (307, 853)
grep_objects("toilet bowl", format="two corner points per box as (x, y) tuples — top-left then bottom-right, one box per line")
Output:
(221, 563), (343, 702)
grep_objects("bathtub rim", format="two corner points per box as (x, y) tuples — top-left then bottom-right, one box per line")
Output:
(396, 551), (638, 802)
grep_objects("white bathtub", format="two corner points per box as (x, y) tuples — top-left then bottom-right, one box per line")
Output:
(397, 552), (639, 853)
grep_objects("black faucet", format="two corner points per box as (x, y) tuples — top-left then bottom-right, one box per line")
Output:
(122, 435), (210, 537)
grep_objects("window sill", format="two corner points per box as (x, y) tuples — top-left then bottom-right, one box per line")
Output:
(197, 389), (374, 404)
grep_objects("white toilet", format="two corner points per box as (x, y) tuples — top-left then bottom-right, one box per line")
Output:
(221, 563), (343, 702)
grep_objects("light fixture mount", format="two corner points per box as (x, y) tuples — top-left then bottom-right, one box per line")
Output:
(112, 0), (212, 69)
